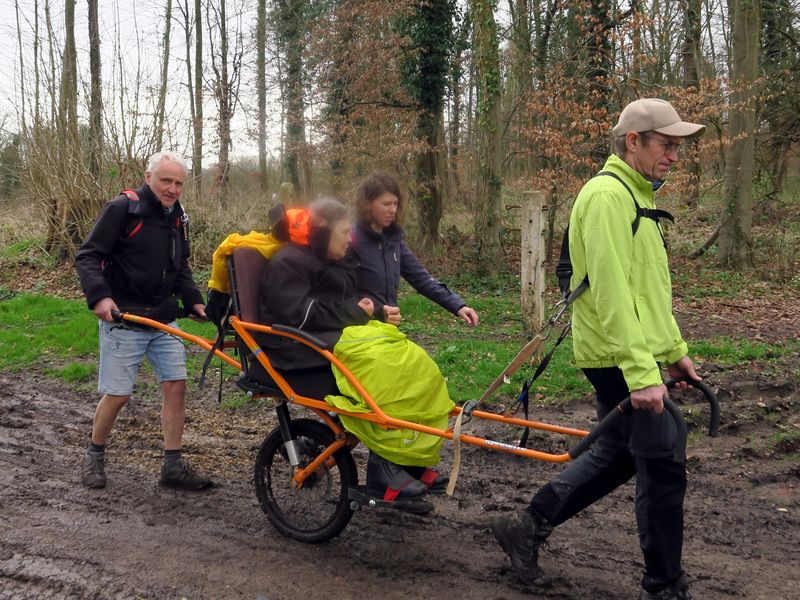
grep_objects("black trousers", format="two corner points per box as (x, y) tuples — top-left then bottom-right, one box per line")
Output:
(527, 367), (687, 593)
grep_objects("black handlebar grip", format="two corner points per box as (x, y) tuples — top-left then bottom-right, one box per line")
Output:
(271, 324), (330, 350)
(665, 377), (720, 437)
(569, 397), (688, 460)
(568, 398), (629, 459)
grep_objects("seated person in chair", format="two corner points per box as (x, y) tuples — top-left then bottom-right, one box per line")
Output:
(253, 197), (453, 501)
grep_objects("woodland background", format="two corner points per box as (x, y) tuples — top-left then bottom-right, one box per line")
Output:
(1, 0), (798, 282)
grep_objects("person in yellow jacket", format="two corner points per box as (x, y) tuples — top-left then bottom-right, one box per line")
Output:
(491, 99), (704, 600)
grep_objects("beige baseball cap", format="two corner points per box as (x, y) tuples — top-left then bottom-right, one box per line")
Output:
(612, 98), (706, 138)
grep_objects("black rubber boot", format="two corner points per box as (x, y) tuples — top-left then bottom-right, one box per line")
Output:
(81, 451), (107, 489)
(159, 457), (212, 490)
(490, 510), (552, 585)
(639, 575), (694, 600)
(366, 452), (427, 500)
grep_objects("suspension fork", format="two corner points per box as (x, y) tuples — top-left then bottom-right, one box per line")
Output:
(276, 402), (302, 467)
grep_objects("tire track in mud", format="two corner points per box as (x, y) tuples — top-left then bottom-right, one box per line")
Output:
(1, 371), (798, 599)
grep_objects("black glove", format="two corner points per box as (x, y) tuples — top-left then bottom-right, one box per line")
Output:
(205, 289), (232, 329)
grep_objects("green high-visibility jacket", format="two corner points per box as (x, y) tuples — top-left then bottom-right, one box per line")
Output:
(569, 154), (688, 391)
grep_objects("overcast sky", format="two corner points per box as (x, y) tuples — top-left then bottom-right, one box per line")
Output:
(0, 0), (282, 162)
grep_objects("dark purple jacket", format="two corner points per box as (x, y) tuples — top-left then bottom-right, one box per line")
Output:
(350, 222), (465, 317)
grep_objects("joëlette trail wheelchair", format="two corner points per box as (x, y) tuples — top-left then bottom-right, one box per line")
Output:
(112, 247), (720, 543)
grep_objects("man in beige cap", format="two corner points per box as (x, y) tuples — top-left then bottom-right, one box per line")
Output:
(490, 99), (705, 600)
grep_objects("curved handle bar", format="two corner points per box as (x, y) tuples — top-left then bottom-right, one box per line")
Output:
(270, 324), (330, 350)
(569, 374), (722, 460)
(569, 396), (687, 460)
(110, 308), (207, 323)
(665, 376), (720, 437)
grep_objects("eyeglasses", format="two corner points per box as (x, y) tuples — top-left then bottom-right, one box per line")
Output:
(640, 132), (683, 157)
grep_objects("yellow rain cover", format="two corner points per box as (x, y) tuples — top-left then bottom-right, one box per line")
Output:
(326, 321), (454, 467)
(207, 231), (284, 293)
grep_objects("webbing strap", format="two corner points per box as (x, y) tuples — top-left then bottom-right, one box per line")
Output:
(446, 408), (466, 497)
(517, 322), (572, 447)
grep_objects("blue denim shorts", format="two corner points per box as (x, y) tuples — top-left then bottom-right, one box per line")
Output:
(97, 320), (187, 395)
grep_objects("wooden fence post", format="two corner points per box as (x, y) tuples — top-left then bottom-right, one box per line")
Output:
(521, 191), (546, 335)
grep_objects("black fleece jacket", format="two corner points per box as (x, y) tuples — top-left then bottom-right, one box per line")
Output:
(74, 184), (203, 321)
(258, 243), (371, 370)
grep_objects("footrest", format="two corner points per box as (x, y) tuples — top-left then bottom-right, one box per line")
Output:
(347, 486), (434, 515)
(236, 376), (285, 398)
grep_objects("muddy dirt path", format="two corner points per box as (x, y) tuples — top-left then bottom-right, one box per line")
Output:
(1, 369), (798, 600)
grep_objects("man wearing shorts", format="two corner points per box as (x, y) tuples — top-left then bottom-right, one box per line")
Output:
(75, 151), (210, 490)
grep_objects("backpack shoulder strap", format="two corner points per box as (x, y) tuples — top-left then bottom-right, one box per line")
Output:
(596, 171), (642, 234)
(121, 189), (145, 216)
(596, 171), (675, 235)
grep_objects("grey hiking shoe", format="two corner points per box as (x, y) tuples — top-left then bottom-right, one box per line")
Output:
(491, 510), (552, 585)
(81, 451), (107, 489)
(159, 457), (212, 490)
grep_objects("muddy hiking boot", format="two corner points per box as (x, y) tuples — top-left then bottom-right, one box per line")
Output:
(81, 451), (107, 489)
(491, 510), (552, 585)
(366, 452), (427, 500)
(639, 580), (694, 600)
(159, 457), (212, 490)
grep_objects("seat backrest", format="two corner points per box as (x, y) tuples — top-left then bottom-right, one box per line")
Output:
(228, 247), (269, 323)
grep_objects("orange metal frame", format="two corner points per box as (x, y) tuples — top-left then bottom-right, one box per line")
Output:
(117, 312), (588, 486)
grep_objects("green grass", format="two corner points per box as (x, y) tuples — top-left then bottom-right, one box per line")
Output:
(434, 336), (590, 403)
(395, 278), (590, 403)
(671, 266), (763, 302)
(0, 294), (98, 371)
(0, 292), (220, 383)
(689, 337), (800, 365)
(1, 288), (796, 408)
(46, 361), (97, 382)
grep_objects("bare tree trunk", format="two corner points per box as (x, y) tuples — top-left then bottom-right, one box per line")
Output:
(630, 0), (641, 87)
(180, 0), (196, 164)
(57, 0), (81, 259)
(60, 0), (78, 131)
(33, 0), (41, 124)
(586, 0), (613, 166)
(256, 0), (268, 194)
(206, 0), (231, 196)
(155, 0), (173, 151)
(194, 0), (203, 199)
(15, 1), (27, 132)
(683, 0), (702, 208)
(470, 0), (503, 275)
(276, 0), (307, 199)
(43, 0), (58, 253)
(449, 9), (469, 204)
(407, 0), (453, 246)
(507, 0), (531, 179)
(45, 0), (57, 124)
(88, 0), (103, 177)
(718, 0), (760, 268)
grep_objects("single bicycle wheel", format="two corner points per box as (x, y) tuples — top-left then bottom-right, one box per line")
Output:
(254, 418), (357, 543)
